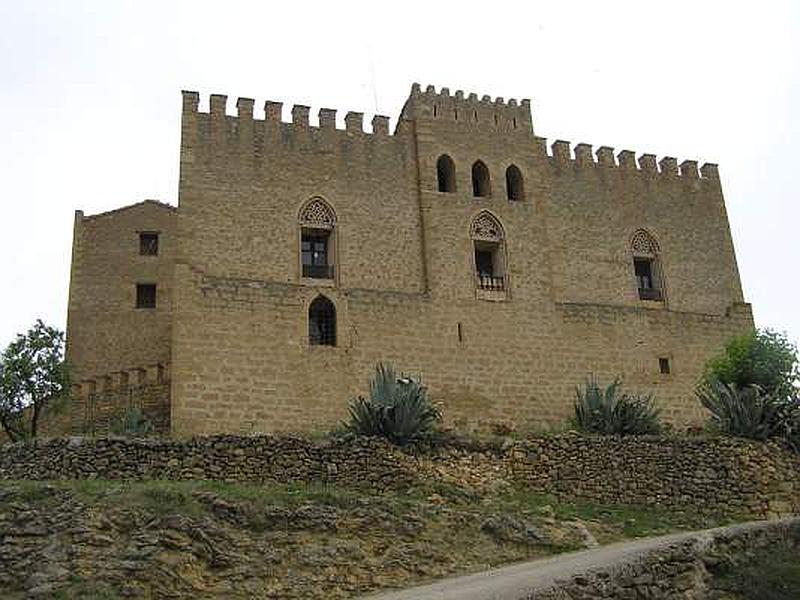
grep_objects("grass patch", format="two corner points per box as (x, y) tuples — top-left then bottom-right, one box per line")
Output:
(492, 487), (737, 542)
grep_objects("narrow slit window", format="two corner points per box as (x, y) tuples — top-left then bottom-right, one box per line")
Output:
(659, 357), (671, 374)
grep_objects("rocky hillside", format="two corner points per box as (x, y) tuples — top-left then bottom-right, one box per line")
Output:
(0, 479), (734, 599)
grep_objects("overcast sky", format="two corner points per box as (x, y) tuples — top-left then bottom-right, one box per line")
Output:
(1, 0), (798, 351)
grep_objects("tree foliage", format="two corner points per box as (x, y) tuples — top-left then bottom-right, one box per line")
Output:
(572, 376), (662, 436)
(0, 320), (69, 441)
(704, 329), (798, 398)
(344, 363), (441, 445)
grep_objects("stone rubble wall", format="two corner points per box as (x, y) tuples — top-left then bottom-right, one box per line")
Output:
(509, 435), (800, 517)
(1, 434), (798, 517)
(532, 517), (800, 600)
(0, 436), (420, 491)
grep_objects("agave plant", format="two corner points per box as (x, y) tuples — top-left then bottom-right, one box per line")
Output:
(345, 363), (441, 445)
(696, 379), (786, 441)
(572, 376), (661, 436)
(110, 406), (154, 437)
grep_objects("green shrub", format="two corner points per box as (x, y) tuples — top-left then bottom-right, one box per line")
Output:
(696, 379), (788, 441)
(110, 407), (154, 437)
(704, 329), (798, 398)
(572, 376), (661, 436)
(344, 363), (441, 445)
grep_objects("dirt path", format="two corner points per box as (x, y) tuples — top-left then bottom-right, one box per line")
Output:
(360, 520), (795, 600)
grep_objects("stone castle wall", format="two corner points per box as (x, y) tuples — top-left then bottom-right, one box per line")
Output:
(66, 84), (753, 436)
(169, 86), (751, 435)
(2, 435), (797, 518)
(66, 200), (176, 383)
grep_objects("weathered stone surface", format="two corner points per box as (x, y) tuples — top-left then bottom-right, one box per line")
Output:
(2, 434), (798, 516)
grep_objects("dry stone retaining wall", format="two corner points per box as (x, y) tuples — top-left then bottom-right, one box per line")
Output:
(509, 435), (800, 517)
(1, 434), (798, 516)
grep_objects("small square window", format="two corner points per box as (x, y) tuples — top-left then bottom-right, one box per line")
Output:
(659, 357), (671, 375)
(136, 283), (156, 309)
(139, 232), (159, 256)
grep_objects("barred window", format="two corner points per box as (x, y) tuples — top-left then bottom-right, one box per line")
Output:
(139, 232), (159, 256)
(309, 296), (336, 346)
(136, 283), (156, 309)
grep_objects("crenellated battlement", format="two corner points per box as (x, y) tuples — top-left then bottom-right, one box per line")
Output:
(536, 137), (719, 182)
(181, 90), (395, 136)
(401, 82), (534, 134)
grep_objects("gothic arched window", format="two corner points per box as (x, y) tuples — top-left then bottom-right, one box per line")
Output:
(472, 160), (491, 197)
(437, 154), (456, 193)
(471, 211), (506, 292)
(505, 164), (524, 201)
(631, 229), (663, 301)
(309, 295), (336, 346)
(299, 197), (336, 280)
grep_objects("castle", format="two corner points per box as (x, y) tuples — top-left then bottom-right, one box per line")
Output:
(66, 83), (753, 436)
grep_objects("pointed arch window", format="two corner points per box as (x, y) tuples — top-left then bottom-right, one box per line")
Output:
(299, 197), (336, 280)
(471, 211), (507, 292)
(631, 229), (663, 302)
(505, 164), (524, 201)
(472, 161), (491, 197)
(309, 295), (336, 346)
(437, 154), (456, 193)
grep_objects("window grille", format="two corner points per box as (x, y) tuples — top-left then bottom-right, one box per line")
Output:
(139, 232), (159, 256)
(136, 283), (156, 309)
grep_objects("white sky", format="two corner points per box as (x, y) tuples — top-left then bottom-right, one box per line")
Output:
(1, 0), (798, 350)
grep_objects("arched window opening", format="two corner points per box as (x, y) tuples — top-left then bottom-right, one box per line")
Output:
(309, 296), (336, 346)
(437, 155), (456, 193)
(299, 198), (336, 280)
(631, 229), (663, 302)
(471, 211), (506, 292)
(472, 161), (491, 197)
(506, 165), (524, 201)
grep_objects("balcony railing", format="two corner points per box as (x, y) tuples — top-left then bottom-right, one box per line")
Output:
(477, 274), (505, 291)
(303, 264), (335, 279)
(638, 287), (663, 301)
